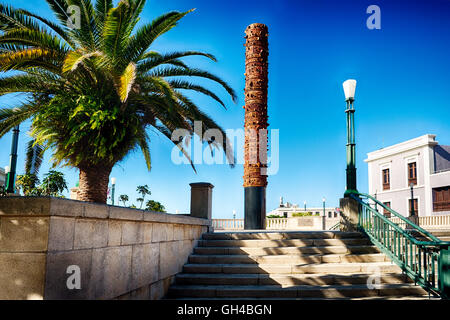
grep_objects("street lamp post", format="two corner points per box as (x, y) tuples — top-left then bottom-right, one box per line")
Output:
(322, 197), (326, 230)
(4, 166), (10, 189)
(323, 197), (326, 217)
(343, 79), (358, 197)
(5, 125), (20, 194)
(304, 200), (307, 212)
(233, 210), (236, 229)
(374, 190), (378, 212)
(111, 177), (116, 205)
(410, 183), (415, 217)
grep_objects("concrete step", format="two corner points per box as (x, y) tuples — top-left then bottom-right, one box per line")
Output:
(168, 283), (427, 299)
(183, 262), (402, 274)
(188, 253), (389, 264)
(198, 238), (372, 248)
(194, 245), (380, 255)
(203, 231), (364, 240)
(176, 272), (412, 286)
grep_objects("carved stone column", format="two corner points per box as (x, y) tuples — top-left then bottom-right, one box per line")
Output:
(243, 23), (269, 230)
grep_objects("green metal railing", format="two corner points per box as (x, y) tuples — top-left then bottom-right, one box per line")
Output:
(329, 222), (340, 231)
(351, 192), (450, 299)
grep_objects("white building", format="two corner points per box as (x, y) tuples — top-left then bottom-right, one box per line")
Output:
(268, 197), (340, 218)
(365, 134), (450, 217)
(0, 167), (5, 187)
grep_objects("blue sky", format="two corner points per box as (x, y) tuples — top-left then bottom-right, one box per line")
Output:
(1, 0), (450, 218)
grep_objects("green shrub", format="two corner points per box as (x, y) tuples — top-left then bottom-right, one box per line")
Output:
(292, 212), (313, 217)
(267, 214), (284, 219)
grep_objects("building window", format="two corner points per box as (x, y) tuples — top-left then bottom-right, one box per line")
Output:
(334, 212), (338, 218)
(283, 212), (288, 218)
(383, 202), (391, 218)
(328, 212), (332, 218)
(408, 162), (417, 186)
(433, 186), (450, 212)
(409, 199), (418, 216)
(315, 212), (319, 215)
(382, 168), (390, 190)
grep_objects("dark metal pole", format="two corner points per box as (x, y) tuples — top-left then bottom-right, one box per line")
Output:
(410, 183), (415, 217)
(374, 190), (378, 212)
(322, 198), (326, 230)
(344, 99), (358, 197)
(6, 125), (20, 194)
(111, 183), (115, 205)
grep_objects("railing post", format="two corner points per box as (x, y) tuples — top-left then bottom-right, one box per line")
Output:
(339, 197), (360, 232)
(439, 248), (450, 298)
(190, 182), (214, 232)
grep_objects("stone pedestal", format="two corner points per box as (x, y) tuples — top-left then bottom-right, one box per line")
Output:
(190, 183), (214, 221)
(339, 197), (360, 232)
(70, 187), (79, 200)
(244, 186), (266, 230)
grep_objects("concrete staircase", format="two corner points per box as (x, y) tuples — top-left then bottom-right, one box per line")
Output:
(429, 229), (450, 241)
(168, 231), (430, 299)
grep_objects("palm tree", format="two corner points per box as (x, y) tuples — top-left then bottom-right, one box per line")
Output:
(136, 197), (144, 208)
(119, 194), (129, 206)
(0, 0), (236, 204)
(136, 184), (150, 209)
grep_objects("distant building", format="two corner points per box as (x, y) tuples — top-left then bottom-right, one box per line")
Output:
(268, 197), (340, 218)
(365, 134), (450, 217)
(0, 167), (5, 186)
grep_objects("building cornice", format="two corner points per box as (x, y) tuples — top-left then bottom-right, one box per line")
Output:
(365, 134), (438, 163)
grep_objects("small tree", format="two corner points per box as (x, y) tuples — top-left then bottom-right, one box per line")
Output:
(16, 173), (40, 196)
(136, 185), (151, 209)
(40, 170), (68, 197)
(145, 200), (166, 212)
(119, 194), (129, 207)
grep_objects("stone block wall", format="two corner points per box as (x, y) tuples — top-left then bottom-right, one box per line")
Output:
(0, 197), (209, 300)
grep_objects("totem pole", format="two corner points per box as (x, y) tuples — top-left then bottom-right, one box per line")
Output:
(243, 23), (269, 230)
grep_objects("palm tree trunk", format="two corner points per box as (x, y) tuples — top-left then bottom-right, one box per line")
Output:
(77, 165), (112, 203)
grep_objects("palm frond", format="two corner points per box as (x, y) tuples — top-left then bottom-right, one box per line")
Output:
(136, 51), (216, 72)
(25, 139), (45, 175)
(118, 62), (136, 102)
(0, 48), (62, 72)
(0, 104), (39, 138)
(124, 10), (194, 63)
(168, 79), (226, 109)
(136, 129), (151, 170)
(62, 50), (102, 73)
(44, 0), (71, 29)
(15, 8), (74, 47)
(148, 66), (237, 103)
(175, 92), (235, 167)
(94, 0), (113, 31)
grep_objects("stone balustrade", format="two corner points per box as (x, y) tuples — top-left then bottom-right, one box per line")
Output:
(389, 214), (450, 229)
(212, 217), (340, 231)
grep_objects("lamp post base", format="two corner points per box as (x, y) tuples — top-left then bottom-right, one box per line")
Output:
(344, 189), (359, 197)
(244, 186), (266, 230)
